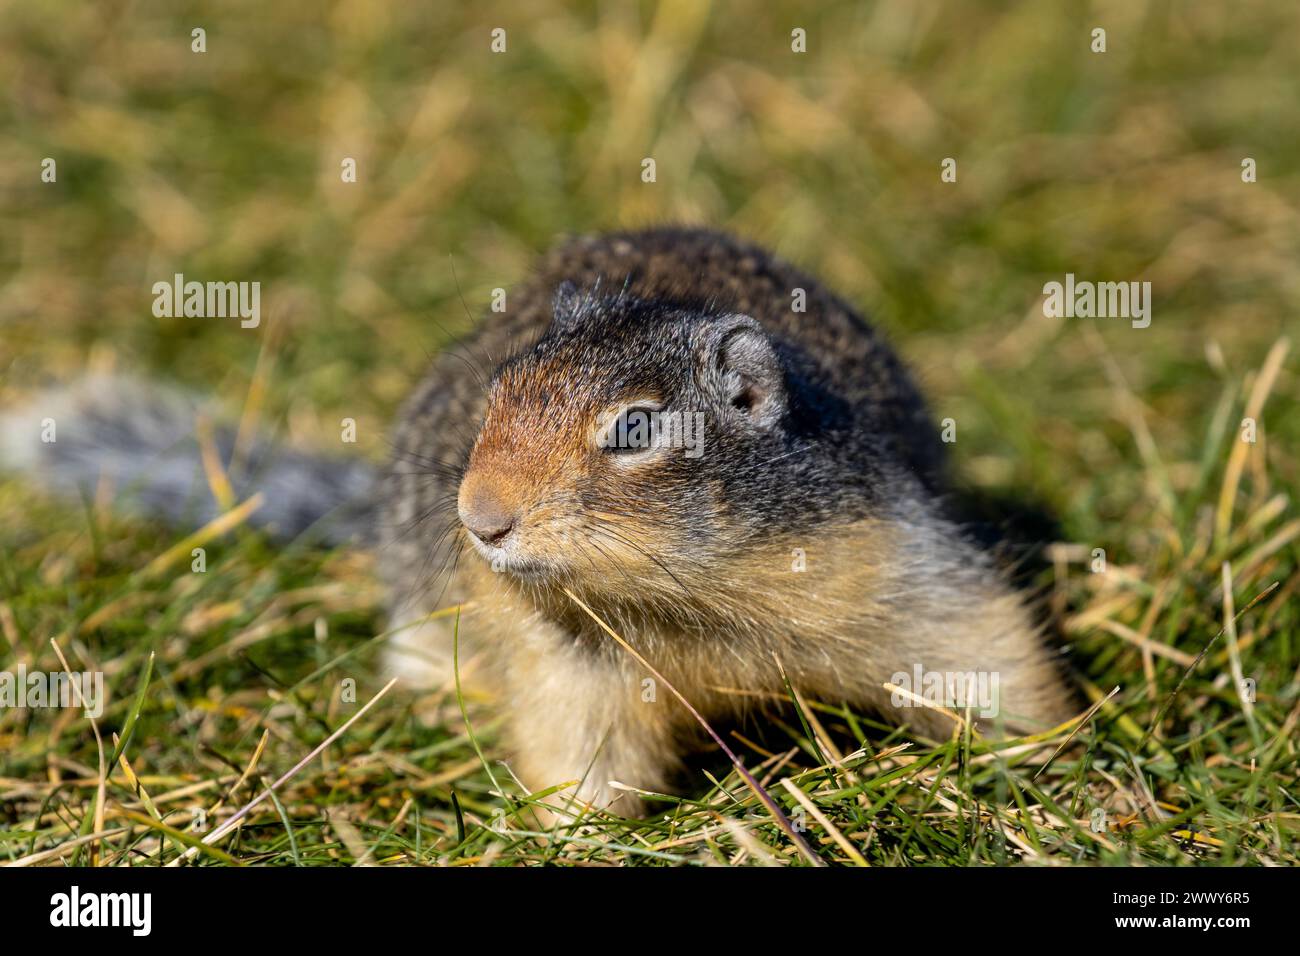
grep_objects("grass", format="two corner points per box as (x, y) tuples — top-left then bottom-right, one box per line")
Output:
(1, 0), (1298, 866)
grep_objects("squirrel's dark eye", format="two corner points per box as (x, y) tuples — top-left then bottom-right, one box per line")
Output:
(598, 406), (661, 456)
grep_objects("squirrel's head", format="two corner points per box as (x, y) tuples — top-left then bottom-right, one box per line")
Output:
(456, 282), (793, 602)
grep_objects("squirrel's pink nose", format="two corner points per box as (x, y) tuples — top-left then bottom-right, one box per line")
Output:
(462, 508), (515, 546)
(458, 478), (519, 547)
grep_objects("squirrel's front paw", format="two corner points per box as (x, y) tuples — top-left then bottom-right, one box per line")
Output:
(525, 759), (653, 822)
(505, 696), (678, 821)
(380, 611), (486, 696)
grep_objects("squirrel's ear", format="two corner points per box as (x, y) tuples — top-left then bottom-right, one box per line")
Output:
(551, 280), (583, 333)
(701, 314), (786, 428)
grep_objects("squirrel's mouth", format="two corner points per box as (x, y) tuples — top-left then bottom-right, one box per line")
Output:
(463, 531), (558, 583)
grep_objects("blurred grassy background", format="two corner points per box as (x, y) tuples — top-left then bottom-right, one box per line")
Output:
(1, 0), (1297, 865)
(4, 1), (1297, 471)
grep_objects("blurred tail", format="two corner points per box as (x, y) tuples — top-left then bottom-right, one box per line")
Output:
(0, 376), (376, 546)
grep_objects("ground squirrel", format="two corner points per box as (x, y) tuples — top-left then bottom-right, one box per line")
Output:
(380, 227), (1075, 815)
(3, 227), (1075, 817)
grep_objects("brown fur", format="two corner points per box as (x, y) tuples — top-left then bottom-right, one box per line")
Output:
(379, 227), (1075, 816)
